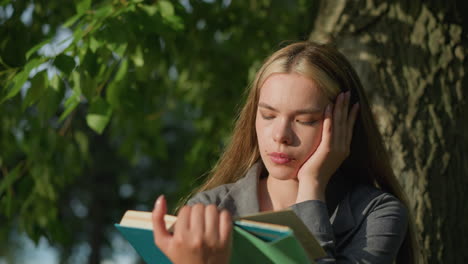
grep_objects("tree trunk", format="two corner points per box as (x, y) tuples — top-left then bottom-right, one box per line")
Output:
(309, 0), (468, 263)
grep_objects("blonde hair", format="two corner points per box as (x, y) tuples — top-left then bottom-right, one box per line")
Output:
(181, 41), (418, 264)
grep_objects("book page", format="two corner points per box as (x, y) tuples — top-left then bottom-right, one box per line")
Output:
(119, 210), (177, 231)
(239, 209), (326, 259)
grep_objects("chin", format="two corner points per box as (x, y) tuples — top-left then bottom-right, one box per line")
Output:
(264, 164), (298, 181)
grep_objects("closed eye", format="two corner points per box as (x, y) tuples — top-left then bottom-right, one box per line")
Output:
(261, 114), (275, 120)
(297, 120), (319, 126)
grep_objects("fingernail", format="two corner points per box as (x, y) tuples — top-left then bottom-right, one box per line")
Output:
(155, 195), (165, 209)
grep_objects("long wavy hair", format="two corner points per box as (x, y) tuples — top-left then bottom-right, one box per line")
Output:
(181, 41), (418, 264)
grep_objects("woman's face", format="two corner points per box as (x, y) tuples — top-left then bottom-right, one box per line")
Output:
(255, 73), (330, 180)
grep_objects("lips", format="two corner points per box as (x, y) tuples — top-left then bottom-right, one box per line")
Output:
(268, 152), (294, 165)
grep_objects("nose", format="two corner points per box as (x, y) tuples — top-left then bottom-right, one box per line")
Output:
(273, 119), (293, 145)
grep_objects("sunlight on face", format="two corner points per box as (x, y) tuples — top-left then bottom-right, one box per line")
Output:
(255, 73), (330, 180)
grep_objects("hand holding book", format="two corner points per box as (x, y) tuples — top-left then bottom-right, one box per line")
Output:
(152, 195), (233, 264)
(116, 197), (326, 264)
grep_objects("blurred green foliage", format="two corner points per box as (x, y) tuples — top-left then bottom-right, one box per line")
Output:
(0, 0), (315, 261)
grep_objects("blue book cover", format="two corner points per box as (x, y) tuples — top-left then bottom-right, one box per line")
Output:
(115, 209), (325, 263)
(115, 224), (171, 264)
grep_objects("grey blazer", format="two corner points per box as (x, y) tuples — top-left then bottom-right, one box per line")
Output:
(187, 162), (408, 264)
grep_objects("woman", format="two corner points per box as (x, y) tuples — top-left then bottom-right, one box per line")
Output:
(151, 41), (417, 264)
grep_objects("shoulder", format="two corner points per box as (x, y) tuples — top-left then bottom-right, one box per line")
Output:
(186, 182), (237, 206)
(347, 184), (408, 233)
(185, 162), (263, 216)
(349, 184), (407, 217)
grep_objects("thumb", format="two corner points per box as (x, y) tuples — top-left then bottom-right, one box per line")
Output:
(152, 195), (171, 250)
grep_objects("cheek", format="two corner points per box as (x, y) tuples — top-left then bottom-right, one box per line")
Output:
(300, 124), (323, 156)
(255, 119), (267, 150)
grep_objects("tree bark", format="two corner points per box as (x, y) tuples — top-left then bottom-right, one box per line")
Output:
(309, 0), (468, 263)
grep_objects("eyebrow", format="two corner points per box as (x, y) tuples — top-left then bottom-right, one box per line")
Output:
(258, 102), (323, 115)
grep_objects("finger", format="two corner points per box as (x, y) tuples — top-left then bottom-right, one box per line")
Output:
(320, 103), (333, 148)
(346, 103), (360, 146)
(152, 195), (171, 250)
(174, 205), (191, 237)
(333, 92), (344, 124)
(343, 91), (351, 121)
(339, 91), (351, 149)
(204, 205), (220, 242)
(218, 209), (232, 245)
(190, 204), (205, 237)
(333, 93), (345, 147)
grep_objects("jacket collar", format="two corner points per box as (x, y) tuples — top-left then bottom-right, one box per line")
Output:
(217, 161), (356, 236)
(217, 162), (262, 217)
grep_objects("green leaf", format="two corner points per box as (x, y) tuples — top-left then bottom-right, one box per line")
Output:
(84, 19), (103, 36)
(26, 38), (52, 59)
(89, 37), (99, 53)
(140, 4), (157, 16)
(62, 13), (83, 28)
(0, 163), (22, 199)
(4, 188), (13, 218)
(2, 58), (43, 102)
(74, 130), (89, 158)
(49, 74), (61, 92)
(86, 97), (112, 134)
(157, 0), (174, 17)
(3, 71), (27, 100)
(59, 91), (81, 122)
(106, 59), (128, 107)
(0, 55), (9, 68)
(80, 72), (96, 100)
(82, 50), (99, 78)
(155, 0), (184, 31)
(37, 79), (64, 122)
(71, 70), (82, 94)
(163, 15), (184, 31)
(33, 168), (56, 200)
(76, 0), (91, 14)
(72, 27), (85, 44)
(54, 54), (76, 75)
(115, 59), (128, 83)
(94, 4), (113, 19)
(22, 70), (48, 110)
(107, 42), (127, 58)
(131, 45), (144, 67)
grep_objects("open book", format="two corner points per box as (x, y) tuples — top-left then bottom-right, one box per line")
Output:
(115, 209), (326, 264)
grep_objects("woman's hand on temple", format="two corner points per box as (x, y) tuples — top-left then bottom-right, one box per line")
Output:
(152, 196), (232, 264)
(296, 91), (359, 203)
